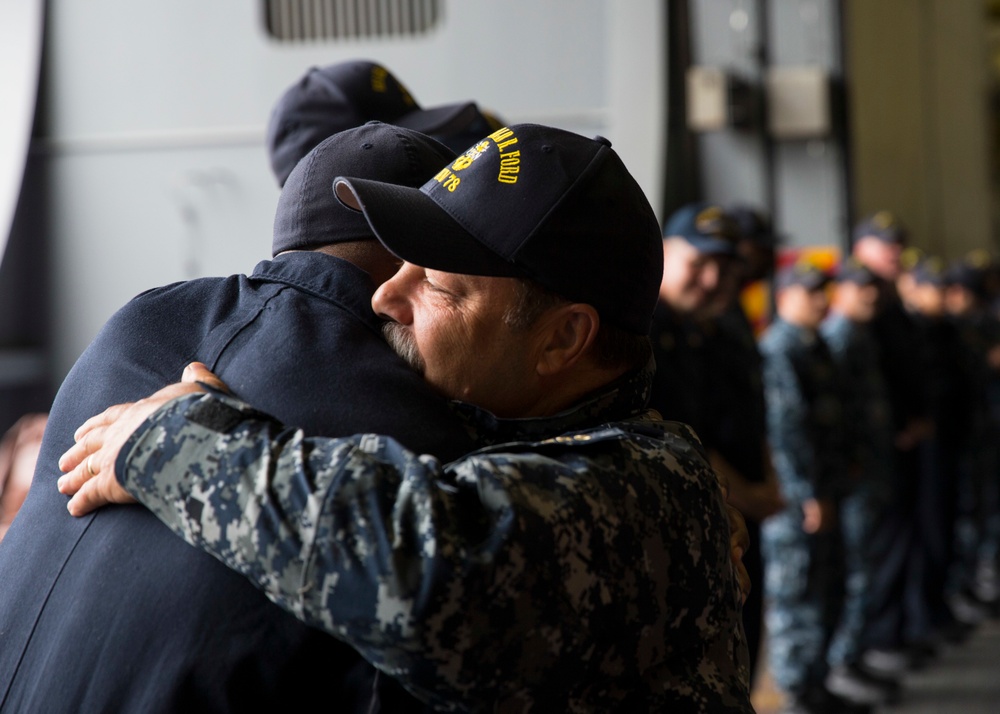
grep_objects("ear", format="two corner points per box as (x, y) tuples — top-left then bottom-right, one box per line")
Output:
(535, 303), (601, 376)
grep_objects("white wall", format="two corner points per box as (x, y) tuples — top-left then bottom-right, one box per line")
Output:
(0, 0), (44, 260)
(33, 0), (664, 382)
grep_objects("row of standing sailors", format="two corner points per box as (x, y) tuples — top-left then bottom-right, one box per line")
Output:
(650, 205), (1000, 714)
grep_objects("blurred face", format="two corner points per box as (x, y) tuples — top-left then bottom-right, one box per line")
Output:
(853, 237), (902, 281)
(778, 284), (829, 329)
(944, 285), (976, 316)
(371, 262), (541, 417)
(660, 237), (731, 316)
(833, 281), (879, 323)
(913, 282), (946, 317)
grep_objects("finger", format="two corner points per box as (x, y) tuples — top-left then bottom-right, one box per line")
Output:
(57, 458), (90, 496)
(72, 401), (134, 443)
(66, 477), (108, 516)
(58, 423), (108, 474)
(182, 362), (230, 393)
(66, 471), (135, 517)
(57, 435), (108, 495)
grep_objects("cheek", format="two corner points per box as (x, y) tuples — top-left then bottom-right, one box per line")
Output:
(411, 310), (472, 382)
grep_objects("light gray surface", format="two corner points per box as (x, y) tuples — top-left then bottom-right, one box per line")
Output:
(879, 620), (1000, 713)
(754, 619), (1000, 713)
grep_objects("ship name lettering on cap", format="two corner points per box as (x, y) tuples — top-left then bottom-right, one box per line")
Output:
(371, 65), (388, 92)
(432, 166), (461, 192)
(487, 127), (522, 184)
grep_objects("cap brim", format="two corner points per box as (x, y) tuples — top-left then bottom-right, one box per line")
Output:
(394, 102), (480, 137)
(684, 235), (737, 256)
(334, 177), (520, 278)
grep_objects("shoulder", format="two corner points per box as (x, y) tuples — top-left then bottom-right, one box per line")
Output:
(453, 415), (719, 510)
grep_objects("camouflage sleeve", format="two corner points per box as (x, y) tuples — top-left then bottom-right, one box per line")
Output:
(114, 392), (751, 712)
(115, 392), (482, 706)
(761, 345), (818, 504)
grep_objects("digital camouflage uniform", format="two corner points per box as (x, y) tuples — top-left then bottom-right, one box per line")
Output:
(950, 310), (1000, 592)
(113, 363), (754, 713)
(820, 311), (894, 669)
(759, 318), (845, 699)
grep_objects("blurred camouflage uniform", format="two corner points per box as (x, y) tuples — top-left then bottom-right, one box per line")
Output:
(820, 309), (894, 670)
(760, 317), (845, 700)
(943, 255), (1000, 604)
(113, 362), (753, 713)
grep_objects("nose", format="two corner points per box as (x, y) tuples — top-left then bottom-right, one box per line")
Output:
(372, 262), (419, 325)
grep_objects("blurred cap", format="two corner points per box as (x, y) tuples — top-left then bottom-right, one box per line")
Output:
(663, 203), (740, 256)
(944, 250), (993, 295)
(727, 204), (776, 247)
(909, 256), (947, 286)
(835, 256), (879, 286)
(853, 210), (908, 245)
(776, 261), (831, 292)
(900, 246), (926, 272)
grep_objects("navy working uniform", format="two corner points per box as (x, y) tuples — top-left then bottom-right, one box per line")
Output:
(819, 283), (894, 674)
(944, 256), (1000, 602)
(0, 125), (471, 713)
(857, 230), (933, 659)
(110, 361), (753, 713)
(760, 307), (845, 702)
(907, 259), (973, 639)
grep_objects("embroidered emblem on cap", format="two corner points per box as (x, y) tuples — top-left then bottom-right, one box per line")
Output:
(873, 210), (896, 229)
(695, 206), (727, 234)
(370, 64), (416, 107)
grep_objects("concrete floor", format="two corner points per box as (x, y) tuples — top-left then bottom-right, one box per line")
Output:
(751, 619), (1000, 713)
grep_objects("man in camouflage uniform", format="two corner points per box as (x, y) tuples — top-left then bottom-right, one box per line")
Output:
(944, 253), (1000, 610)
(59, 125), (753, 713)
(820, 259), (900, 707)
(759, 262), (847, 713)
(851, 214), (935, 676)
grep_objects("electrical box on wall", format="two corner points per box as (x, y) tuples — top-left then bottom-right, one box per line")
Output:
(765, 66), (831, 139)
(686, 66), (755, 131)
(687, 66), (728, 131)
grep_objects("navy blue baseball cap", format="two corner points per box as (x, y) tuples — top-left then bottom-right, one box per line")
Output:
(835, 257), (879, 286)
(853, 210), (908, 245)
(775, 261), (831, 291)
(333, 124), (664, 335)
(272, 122), (455, 255)
(727, 204), (777, 247)
(267, 60), (491, 186)
(663, 203), (740, 256)
(944, 251), (992, 295)
(909, 256), (947, 286)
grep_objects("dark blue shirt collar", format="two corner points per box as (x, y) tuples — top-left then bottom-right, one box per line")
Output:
(252, 252), (382, 333)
